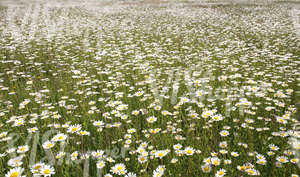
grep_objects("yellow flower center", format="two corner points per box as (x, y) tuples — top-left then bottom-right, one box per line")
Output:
(47, 143), (53, 148)
(10, 172), (19, 177)
(34, 165), (41, 170)
(213, 161), (219, 165)
(248, 170), (255, 174)
(280, 158), (285, 162)
(187, 150), (193, 154)
(43, 169), (51, 174)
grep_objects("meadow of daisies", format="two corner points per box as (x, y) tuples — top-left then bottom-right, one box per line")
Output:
(0, 0), (300, 177)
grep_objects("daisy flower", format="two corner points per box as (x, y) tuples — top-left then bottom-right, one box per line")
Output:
(220, 130), (230, 137)
(173, 144), (182, 150)
(170, 158), (178, 163)
(276, 156), (288, 163)
(211, 157), (221, 166)
(138, 155), (148, 164)
(17, 145), (29, 153)
(246, 168), (260, 175)
(269, 144), (279, 151)
(201, 164), (212, 173)
(224, 159), (232, 165)
(231, 152), (239, 157)
(110, 163), (127, 175)
(215, 169), (226, 177)
(155, 150), (168, 159)
(290, 158), (299, 164)
(202, 110), (213, 119)
(40, 165), (55, 176)
(8, 155), (24, 167)
(125, 172), (137, 177)
(5, 167), (24, 177)
(67, 124), (82, 134)
(56, 151), (66, 159)
(147, 116), (157, 123)
(203, 157), (212, 164)
(52, 133), (67, 142)
(96, 160), (105, 169)
(184, 147), (195, 156)
(31, 162), (45, 174)
(42, 141), (55, 150)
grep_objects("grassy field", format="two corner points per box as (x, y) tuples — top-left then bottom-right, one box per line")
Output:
(0, 0), (300, 176)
